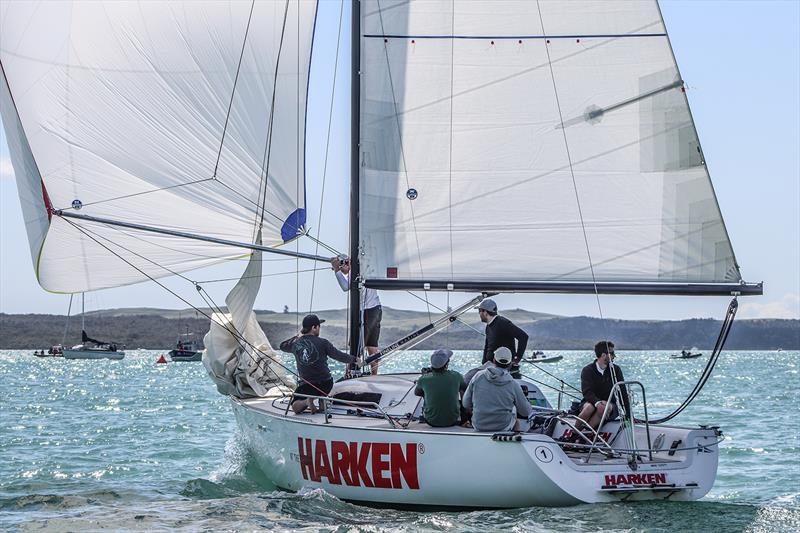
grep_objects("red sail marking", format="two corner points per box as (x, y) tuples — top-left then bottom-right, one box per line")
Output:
(41, 180), (53, 222)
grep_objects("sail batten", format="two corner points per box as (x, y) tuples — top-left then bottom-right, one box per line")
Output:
(359, 0), (744, 287)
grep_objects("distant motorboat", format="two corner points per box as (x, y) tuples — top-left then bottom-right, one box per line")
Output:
(522, 352), (563, 364)
(671, 349), (703, 359)
(168, 329), (202, 362)
(33, 345), (63, 357)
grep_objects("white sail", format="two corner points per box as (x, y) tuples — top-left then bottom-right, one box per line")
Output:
(1, 1), (317, 293)
(359, 0), (741, 286)
(203, 232), (295, 398)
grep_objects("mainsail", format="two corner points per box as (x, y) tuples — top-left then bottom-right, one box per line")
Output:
(1, 1), (317, 293)
(359, 0), (748, 291)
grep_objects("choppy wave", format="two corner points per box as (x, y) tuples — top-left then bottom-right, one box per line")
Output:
(1, 349), (798, 532)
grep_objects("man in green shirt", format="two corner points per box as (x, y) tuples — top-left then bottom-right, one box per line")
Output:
(414, 349), (467, 427)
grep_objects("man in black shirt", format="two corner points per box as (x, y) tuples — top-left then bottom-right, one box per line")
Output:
(279, 314), (358, 414)
(479, 298), (529, 379)
(578, 340), (631, 430)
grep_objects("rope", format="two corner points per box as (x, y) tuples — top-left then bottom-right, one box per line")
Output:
(309, 0), (345, 312)
(645, 298), (739, 424)
(62, 217), (333, 398)
(254, 0), (292, 235)
(376, 0), (432, 320)
(214, 0), (256, 178)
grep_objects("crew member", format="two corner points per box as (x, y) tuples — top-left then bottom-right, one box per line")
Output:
(414, 349), (467, 427)
(478, 299), (529, 378)
(279, 314), (358, 414)
(577, 340), (631, 430)
(332, 255), (382, 374)
(463, 347), (532, 432)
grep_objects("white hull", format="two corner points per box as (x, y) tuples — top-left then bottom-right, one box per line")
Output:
(231, 374), (719, 508)
(526, 355), (564, 364)
(63, 349), (125, 360)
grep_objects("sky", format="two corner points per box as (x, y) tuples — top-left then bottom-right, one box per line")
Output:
(1, 0), (798, 323)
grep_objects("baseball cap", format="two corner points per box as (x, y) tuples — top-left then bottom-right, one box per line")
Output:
(430, 349), (453, 369)
(478, 298), (497, 313)
(302, 314), (325, 330)
(493, 347), (513, 365)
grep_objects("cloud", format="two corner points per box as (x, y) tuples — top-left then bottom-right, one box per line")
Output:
(739, 292), (800, 319)
(0, 156), (13, 180)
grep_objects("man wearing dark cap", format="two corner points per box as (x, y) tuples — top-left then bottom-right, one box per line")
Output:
(413, 349), (467, 427)
(279, 314), (358, 414)
(478, 298), (529, 379)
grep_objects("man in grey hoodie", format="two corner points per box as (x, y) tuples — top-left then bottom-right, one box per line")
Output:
(462, 347), (532, 432)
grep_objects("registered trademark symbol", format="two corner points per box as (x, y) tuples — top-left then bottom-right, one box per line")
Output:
(418, 443), (425, 454)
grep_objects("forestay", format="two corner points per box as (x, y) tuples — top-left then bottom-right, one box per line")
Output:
(359, 0), (742, 286)
(0, 1), (317, 293)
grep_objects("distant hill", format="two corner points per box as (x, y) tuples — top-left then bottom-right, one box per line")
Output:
(1, 307), (797, 351)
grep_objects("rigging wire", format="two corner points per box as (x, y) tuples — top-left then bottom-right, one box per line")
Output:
(533, 3), (632, 441)
(309, 0), (345, 312)
(254, 0), (292, 237)
(375, 0), (432, 321)
(61, 217), (333, 397)
(61, 294), (74, 345)
(196, 267), (328, 285)
(213, 0), (256, 179)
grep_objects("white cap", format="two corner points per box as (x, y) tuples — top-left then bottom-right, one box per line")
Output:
(493, 347), (513, 365)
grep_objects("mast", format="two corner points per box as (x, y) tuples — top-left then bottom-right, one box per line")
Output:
(81, 293), (85, 333)
(347, 0), (362, 358)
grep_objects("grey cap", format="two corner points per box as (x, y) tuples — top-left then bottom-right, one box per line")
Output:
(430, 349), (453, 369)
(493, 347), (513, 365)
(478, 298), (497, 313)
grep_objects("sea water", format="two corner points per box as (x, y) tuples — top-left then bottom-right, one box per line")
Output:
(0, 349), (797, 532)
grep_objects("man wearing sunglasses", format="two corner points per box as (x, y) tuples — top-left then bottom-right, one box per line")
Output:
(577, 340), (631, 430)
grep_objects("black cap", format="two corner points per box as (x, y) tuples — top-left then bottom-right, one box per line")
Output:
(302, 314), (325, 330)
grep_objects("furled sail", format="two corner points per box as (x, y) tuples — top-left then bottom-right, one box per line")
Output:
(1, 1), (317, 293)
(204, 232), (295, 398)
(359, 0), (743, 289)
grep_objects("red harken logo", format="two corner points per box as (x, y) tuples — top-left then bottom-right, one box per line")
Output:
(297, 438), (420, 490)
(605, 473), (667, 486)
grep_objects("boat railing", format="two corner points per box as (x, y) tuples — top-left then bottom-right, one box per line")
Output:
(586, 380), (653, 463)
(282, 392), (399, 429)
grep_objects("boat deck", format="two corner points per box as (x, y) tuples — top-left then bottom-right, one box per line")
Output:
(236, 373), (695, 469)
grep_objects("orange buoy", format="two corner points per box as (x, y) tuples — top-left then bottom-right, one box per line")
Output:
(156, 354), (168, 364)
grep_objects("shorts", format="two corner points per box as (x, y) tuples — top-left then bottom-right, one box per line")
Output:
(363, 305), (382, 347)
(292, 378), (334, 402)
(580, 400), (619, 420)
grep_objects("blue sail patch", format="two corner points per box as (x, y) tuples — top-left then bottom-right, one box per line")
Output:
(281, 208), (307, 243)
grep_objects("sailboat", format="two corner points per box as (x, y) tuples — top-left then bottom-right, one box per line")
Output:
(1, 0), (762, 508)
(62, 294), (125, 360)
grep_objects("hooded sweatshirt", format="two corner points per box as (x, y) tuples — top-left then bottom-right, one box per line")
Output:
(462, 366), (532, 432)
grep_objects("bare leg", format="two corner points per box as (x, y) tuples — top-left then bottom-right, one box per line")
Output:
(367, 346), (379, 375)
(588, 403), (609, 429)
(291, 399), (309, 414)
(576, 403), (596, 431)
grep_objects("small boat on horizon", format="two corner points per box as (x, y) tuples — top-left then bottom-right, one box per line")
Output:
(168, 329), (203, 362)
(32, 345), (63, 358)
(523, 352), (564, 364)
(671, 349), (703, 359)
(63, 330), (125, 360)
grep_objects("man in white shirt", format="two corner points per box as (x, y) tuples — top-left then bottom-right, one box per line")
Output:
(331, 256), (382, 374)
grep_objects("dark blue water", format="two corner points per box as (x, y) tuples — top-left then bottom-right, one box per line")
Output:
(1, 350), (797, 532)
